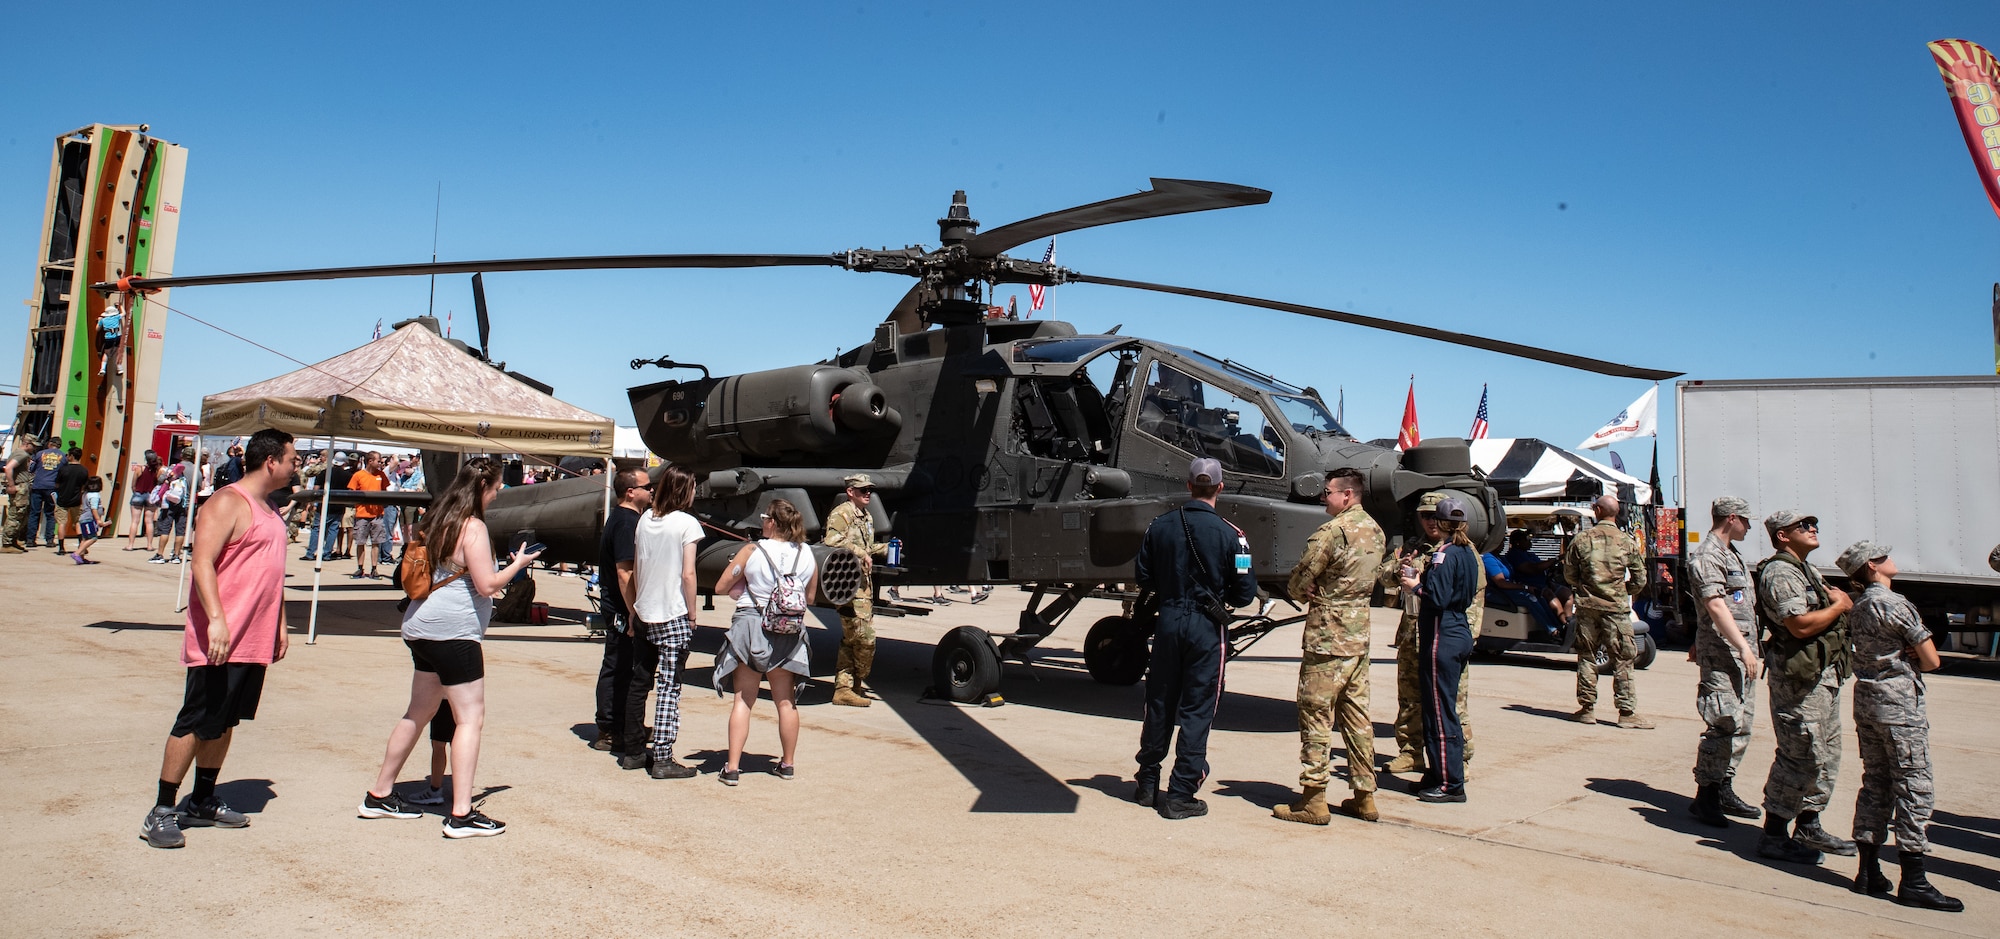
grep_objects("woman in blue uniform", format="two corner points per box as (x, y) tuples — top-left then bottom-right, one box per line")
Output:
(1401, 496), (1480, 803)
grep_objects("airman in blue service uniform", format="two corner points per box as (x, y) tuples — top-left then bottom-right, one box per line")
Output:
(1131, 457), (1258, 820)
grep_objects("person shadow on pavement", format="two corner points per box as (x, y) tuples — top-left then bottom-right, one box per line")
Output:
(1584, 777), (1853, 890)
(212, 778), (277, 815)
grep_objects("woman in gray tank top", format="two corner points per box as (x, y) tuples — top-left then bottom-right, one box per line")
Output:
(359, 458), (541, 837)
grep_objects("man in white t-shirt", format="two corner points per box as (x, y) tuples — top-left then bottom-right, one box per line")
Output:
(631, 466), (705, 780)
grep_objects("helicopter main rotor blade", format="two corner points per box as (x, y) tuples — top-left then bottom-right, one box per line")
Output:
(1069, 273), (1683, 381)
(94, 254), (848, 292)
(961, 179), (1271, 259)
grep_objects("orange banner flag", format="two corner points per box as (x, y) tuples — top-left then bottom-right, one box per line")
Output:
(1396, 379), (1421, 451)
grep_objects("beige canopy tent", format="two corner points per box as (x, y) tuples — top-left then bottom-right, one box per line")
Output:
(195, 323), (616, 641)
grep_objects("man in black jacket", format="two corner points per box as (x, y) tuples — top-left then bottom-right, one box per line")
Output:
(1131, 457), (1260, 819)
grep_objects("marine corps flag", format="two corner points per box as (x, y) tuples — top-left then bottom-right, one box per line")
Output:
(1396, 379), (1420, 451)
(1928, 39), (2000, 221)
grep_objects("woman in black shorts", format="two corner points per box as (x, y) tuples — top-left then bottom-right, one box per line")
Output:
(357, 457), (540, 838)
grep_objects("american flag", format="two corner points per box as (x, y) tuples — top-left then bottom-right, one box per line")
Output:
(1468, 384), (1490, 439)
(1027, 238), (1056, 313)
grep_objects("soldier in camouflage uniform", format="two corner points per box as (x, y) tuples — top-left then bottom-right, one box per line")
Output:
(1, 433), (38, 552)
(1686, 496), (1765, 826)
(1752, 509), (1857, 865)
(821, 474), (888, 708)
(1836, 542), (1961, 912)
(1560, 495), (1652, 729)
(1275, 468), (1386, 825)
(1385, 491), (1482, 775)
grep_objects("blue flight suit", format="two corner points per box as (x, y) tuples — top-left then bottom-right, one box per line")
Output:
(1418, 542), (1479, 791)
(1134, 500), (1259, 799)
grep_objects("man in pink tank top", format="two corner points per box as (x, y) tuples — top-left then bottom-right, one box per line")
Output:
(141, 428), (298, 849)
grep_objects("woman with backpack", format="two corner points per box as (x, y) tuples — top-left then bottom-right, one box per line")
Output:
(148, 464), (190, 564)
(357, 457), (541, 838)
(711, 498), (820, 786)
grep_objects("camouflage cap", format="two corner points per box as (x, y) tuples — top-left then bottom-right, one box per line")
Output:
(842, 473), (876, 490)
(1836, 540), (1890, 578)
(1417, 490), (1447, 513)
(1763, 509), (1817, 540)
(1989, 543), (2000, 574)
(1711, 496), (1752, 519)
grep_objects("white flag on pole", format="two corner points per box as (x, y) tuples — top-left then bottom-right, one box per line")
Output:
(1577, 385), (1657, 451)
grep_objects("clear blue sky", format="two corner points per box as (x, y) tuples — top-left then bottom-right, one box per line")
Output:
(4, 2), (1997, 500)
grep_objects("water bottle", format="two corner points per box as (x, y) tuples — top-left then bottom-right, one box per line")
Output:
(886, 537), (903, 568)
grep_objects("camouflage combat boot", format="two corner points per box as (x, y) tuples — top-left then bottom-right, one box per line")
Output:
(1272, 786), (1331, 826)
(1387, 750), (1424, 774)
(831, 671), (871, 708)
(1337, 791), (1380, 822)
(1793, 811), (1857, 856)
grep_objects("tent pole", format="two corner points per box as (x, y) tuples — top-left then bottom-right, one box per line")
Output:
(308, 424), (335, 644)
(175, 435), (205, 612)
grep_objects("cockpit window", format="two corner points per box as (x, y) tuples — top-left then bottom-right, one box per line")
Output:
(1271, 393), (1348, 436)
(1013, 337), (1124, 363)
(1135, 361), (1285, 477)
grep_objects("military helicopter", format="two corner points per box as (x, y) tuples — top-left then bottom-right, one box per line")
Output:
(100, 178), (1678, 702)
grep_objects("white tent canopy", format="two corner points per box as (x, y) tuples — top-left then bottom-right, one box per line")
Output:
(193, 323), (616, 642)
(201, 324), (615, 456)
(1469, 437), (1654, 505)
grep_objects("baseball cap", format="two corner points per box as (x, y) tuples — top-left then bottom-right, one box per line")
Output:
(1711, 496), (1752, 519)
(1433, 497), (1470, 523)
(1763, 509), (1817, 539)
(1836, 541), (1890, 577)
(1187, 457), (1223, 486)
(843, 473), (876, 490)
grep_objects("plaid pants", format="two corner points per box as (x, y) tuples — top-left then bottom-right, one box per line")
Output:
(644, 617), (694, 759)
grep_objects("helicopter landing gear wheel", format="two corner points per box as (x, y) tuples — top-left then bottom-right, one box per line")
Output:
(1083, 616), (1148, 686)
(932, 626), (1002, 704)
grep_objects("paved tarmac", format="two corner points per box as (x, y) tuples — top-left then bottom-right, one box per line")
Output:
(2, 545), (1995, 937)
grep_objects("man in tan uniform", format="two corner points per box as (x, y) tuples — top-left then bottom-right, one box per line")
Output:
(1275, 468), (1386, 824)
(822, 474), (887, 707)
(1561, 495), (1652, 729)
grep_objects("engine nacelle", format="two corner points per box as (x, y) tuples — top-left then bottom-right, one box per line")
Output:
(631, 364), (902, 466)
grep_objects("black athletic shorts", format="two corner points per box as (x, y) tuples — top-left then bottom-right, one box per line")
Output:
(430, 698), (456, 742)
(171, 663), (268, 740)
(405, 638), (484, 686)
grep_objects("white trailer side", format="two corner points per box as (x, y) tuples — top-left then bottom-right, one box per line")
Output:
(1676, 376), (2000, 651)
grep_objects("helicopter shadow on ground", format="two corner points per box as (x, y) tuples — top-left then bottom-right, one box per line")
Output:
(1582, 777), (1854, 891)
(990, 650), (1302, 735)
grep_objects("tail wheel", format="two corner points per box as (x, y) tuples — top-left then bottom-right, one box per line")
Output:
(1634, 634), (1658, 670)
(932, 625), (1001, 703)
(1083, 616), (1148, 685)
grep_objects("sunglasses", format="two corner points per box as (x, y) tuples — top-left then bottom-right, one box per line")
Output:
(1789, 521), (1819, 532)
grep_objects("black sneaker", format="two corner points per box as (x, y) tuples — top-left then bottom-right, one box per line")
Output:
(1132, 784), (1158, 808)
(442, 809), (506, 839)
(650, 758), (698, 780)
(1158, 795), (1208, 820)
(769, 763), (795, 781)
(617, 750), (651, 771)
(719, 767), (740, 787)
(358, 790), (424, 819)
(1416, 785), (1468, 803)
(180, 796), (249, 828)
